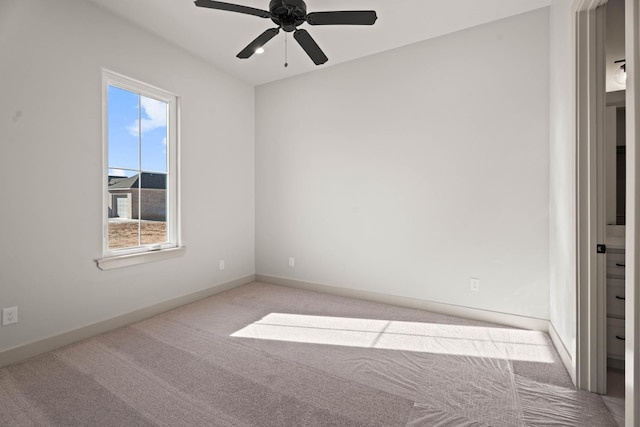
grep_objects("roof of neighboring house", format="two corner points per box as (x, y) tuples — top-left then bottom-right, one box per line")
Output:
(108, 173), (166, 190)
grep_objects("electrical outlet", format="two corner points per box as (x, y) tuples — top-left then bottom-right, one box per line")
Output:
(470, 278), (480, 292)
(219, 260), (225, 270)
(2, 306), (18, 326)
(289, 257), (295, 267)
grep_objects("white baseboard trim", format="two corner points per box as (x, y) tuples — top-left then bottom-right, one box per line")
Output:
(0, 274), (255, 369)
(255, 275), (549, 331)
(548, 321), (576, 385)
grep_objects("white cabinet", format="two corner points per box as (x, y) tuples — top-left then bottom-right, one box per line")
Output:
(607, 317), (625, 360)
(607, 248), (625, 362)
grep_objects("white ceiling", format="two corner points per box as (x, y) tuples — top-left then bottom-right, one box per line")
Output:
(87, 0), (551, 86)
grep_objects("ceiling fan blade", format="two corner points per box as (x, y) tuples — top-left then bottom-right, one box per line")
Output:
(194, 0), (270, 19)
(293, 29), (328, 65)
(306, 11), (377, 26)
(237, 28), (280, 59)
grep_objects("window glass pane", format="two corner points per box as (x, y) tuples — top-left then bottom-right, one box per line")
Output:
(107, 86), (139, 171)
(108, 185), (140, 250)
(140, 96), (168, 173)
(108, 168), (137, 183)
(140, 172), (168, 245)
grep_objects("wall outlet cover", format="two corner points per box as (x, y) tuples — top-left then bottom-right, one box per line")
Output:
(2, 306), (18, 326)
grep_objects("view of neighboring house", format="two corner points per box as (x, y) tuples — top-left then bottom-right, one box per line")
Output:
(108, 172), (166, 221)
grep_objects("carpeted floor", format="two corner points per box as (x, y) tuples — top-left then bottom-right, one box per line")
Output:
(0, 282), (617, 426)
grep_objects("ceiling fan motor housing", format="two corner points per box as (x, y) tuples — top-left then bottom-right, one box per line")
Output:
(269, 0), (307, 32)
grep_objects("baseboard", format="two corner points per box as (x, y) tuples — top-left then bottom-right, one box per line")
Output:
(255, 275), (549, 331)
(548, 321), (576, 385)
(0, 274), (255, 369)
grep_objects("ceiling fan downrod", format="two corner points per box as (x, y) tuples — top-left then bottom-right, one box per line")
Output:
(284, 33), (288, 68)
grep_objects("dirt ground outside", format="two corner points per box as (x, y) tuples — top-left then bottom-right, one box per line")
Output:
(108, 220), (167, 249)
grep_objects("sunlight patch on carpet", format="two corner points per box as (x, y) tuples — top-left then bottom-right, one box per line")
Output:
(231, 313), (554, 363)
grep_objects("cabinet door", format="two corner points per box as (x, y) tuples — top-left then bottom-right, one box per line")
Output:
(607, 252), (626, 278)
(607, 278), (626, 318)
(607, 317), (625, 360)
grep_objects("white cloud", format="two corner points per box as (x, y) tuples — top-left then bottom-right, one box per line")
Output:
(111, 168), (127, 177)
(128, 97), (167, 136)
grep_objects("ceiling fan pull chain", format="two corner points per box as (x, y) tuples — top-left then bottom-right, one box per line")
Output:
(284, 32), (289, 68)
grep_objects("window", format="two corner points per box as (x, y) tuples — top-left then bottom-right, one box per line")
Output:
(97, 70), (181, 269)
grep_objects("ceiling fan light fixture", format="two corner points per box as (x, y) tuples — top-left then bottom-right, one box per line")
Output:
(614, 59), (627, 86)
(255, 47), (265, 54)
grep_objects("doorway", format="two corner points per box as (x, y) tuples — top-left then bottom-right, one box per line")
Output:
(575, 0), (639, 425)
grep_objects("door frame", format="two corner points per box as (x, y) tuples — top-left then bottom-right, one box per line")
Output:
(575, 0), (607, 395)
(575, 0), (639, 425)
(624, 0), (639, 423)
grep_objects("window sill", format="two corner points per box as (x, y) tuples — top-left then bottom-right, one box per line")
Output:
(96, 246), (186, 270)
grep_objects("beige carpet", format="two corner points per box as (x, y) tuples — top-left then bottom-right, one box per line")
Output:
(0, 282), (616, 426)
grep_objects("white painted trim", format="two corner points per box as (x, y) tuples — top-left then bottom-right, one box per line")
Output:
(574, 0), (607, 12)
(256, 275), (549, 332)
(593, 3), (608, 394)
(575, 1), (608, 394)
(626, 0), (640, 424)
(0, 275), (255, 368)
(96, 245), (186, 270)
(549, 321), (576, 385)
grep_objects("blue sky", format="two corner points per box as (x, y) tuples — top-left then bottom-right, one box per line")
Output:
(108, 85), (167, 176)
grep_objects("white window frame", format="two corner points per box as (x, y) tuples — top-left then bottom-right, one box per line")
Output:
(96, 70), (183, 270)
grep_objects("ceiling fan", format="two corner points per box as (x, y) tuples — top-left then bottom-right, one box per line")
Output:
(194, 0), (378, 65)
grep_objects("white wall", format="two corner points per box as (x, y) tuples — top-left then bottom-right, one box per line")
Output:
(0, 0), (255, 352)
(256, 9), (550, 319)
(548, 0), (577, 363)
